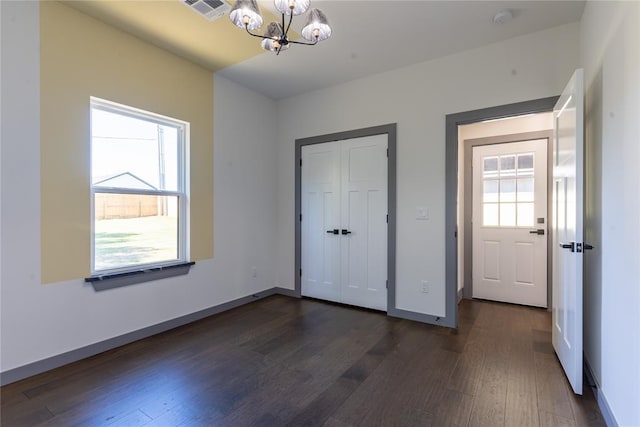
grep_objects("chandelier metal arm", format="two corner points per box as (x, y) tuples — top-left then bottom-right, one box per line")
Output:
(288, 37), (318, 46)
(243, 24), (272, 40)
(283, 11), (293, 37)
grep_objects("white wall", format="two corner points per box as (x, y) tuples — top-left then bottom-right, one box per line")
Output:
(0, 2), (279, 373)
(581, 1), (640, 425)
(275, 23), (580, 317)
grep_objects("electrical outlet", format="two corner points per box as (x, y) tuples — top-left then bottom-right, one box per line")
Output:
(421, 280), (429, 293)
(251, 267), (257, 278)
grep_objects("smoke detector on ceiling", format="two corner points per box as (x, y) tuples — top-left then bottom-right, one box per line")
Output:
(493, 9), (513, 25)
(183, 0), (231, 21)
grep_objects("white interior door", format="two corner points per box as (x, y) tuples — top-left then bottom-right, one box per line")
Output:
(301, 142), (341, 303)
(340, 135), (388, 311)
(301, 135), (388, 311)
(552, 69), (584, 395)
(472, 139), (548, 307)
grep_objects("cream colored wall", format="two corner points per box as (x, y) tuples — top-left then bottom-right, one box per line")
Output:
(40, 1), (214, 283)
(457, 113), (553, 292)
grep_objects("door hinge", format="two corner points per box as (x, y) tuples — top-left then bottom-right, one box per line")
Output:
(299, 268), (302, 277)
(386, 214), (388, 223)
(386, 148), (389, 157)
(300, 158), (302, 167)
(386, 280), (388, 289)
(300, 213), (302, 221)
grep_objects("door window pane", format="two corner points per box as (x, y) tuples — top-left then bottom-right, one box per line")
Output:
(517, 202), (534, 227)
(483, 180), (499, 203)
(480, 151), (538, 228)
(517, 178), (535, 202)
(484, 157), (498, 172)
(500, 179), (516, 202)
(500, 155), (516, 177)
(517, 153), (534, 170)
(500, 203), (516, 226)
(483, 203), (499, 226)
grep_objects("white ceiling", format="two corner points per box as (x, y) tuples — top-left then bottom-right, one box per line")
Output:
(217, 0), (585, 99)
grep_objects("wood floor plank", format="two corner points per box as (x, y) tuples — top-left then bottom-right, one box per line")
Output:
(0, 296), (604, 427)
(534, 352), (575, 421)
(504, 306), (539, 427)
(539, 411), (576, 427)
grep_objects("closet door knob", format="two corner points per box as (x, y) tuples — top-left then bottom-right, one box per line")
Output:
(326, 229), (339, 235)
(341, 229), (352, 235)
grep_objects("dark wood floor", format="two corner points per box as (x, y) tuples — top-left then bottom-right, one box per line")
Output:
(1, 296), (604, 427)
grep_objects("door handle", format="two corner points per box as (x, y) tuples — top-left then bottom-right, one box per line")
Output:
(560, 242), (575, 252)
(326, 229), (339, 235)
(529, 229), (545, 235)
(341, 229), (352, 235)
(584, 243), (594, 250)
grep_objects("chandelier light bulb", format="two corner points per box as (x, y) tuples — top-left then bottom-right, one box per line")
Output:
(274, 0), (310, 16)
(229, 0), (263, 30)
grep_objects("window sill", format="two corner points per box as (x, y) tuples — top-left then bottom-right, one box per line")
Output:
(85, 262), (195, 291)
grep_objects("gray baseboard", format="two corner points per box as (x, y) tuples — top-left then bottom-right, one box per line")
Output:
(274, 286), (300, 298)
(584, 357), (618, 427)
(0, 287), (293, 386)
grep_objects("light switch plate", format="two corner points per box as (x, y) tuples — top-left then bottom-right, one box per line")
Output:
(416, 207), (429, 220)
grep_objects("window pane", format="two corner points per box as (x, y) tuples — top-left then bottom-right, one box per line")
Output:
(517, 202), (534, 227)
(517, 153), (534, 170)
(500, 203), (516, 226)
(91, 109), (180, 191)
(483, 157), (499, 178)
(500, 155), (516, 177)
(500, 179), (516, 202)
(94, 194), (179, 271)
(483, 180), (499, 203)
(483, 203), (499, 226)
(484, 157), (498, 172)
(517, 178), (535, 202)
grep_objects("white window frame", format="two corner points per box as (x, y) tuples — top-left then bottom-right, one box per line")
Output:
(90, 97), (190, 276)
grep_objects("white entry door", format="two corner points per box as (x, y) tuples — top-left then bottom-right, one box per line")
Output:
(552, 69), (584, 395)
(301, 135), (388, 311)
(472, 139), (548, 307)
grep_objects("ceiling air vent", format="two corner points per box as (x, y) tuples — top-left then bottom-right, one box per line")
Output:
(183, 0), (230, 21)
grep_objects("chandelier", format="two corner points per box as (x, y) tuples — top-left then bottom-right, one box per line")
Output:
(229, 0), (331, 54)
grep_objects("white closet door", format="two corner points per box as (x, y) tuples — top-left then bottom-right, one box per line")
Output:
(301, 142), (341, 303)
(300, 135), (388, 312)
(340, 135), (388, 311)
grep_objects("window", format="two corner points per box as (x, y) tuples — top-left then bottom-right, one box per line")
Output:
(482, 152), (535, 227)
(91, 98), (188, 275)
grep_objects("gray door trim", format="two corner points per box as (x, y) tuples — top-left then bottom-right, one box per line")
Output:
(446, 96), (558, 327)
(295, 124), (396, 313)
(463, 130), (554, 309)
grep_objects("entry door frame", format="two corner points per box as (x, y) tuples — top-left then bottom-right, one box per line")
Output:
(295, 124), (397, 313)
(464, 130), (553, 308)
(446, 97), (559, 326)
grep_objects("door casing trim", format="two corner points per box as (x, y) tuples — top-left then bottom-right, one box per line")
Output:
(464, 131), (553, 308)
(446, 96), (559, 327)
(294, 124), (399, 316)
